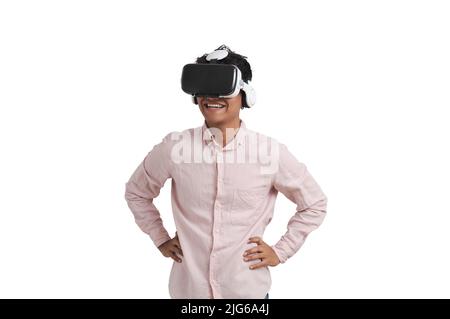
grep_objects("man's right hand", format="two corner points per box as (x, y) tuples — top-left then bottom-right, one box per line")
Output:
(158, 232), (183, 263)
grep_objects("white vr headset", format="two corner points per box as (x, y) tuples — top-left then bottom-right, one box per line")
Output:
(181, 48), (256, 107)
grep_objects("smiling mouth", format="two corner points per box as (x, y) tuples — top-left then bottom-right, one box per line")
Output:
(202, 101), (227, 109)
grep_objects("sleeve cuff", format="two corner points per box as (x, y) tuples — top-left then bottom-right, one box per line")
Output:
(271, 244), (288, 264)
(152, 232), (172, 248)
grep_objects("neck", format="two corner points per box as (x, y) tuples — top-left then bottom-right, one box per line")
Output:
(206, 117), (241, 147)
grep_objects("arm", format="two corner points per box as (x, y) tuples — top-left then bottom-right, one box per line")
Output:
(124, 135), (173, 248)
(271, 143), (328, 263)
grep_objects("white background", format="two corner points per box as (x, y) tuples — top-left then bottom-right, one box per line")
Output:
(1, 1), (449, 298)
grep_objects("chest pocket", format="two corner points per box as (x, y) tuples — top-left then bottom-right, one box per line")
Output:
(229, 186), (268, 227)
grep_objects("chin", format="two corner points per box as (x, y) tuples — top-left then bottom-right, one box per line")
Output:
(205, 119), (224, 126)
(205, 116), (227, 126)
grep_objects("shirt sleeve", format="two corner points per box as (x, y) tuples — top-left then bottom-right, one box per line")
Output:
(124, 134), (173, 248)
(271, 143), (327, 263)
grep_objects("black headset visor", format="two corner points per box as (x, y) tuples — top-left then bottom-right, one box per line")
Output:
(181, 64), (241, 98)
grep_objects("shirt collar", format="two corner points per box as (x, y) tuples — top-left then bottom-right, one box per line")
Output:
(202, 120), (247, 150)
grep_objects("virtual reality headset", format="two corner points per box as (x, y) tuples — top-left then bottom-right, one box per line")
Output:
(181, 49), (256, 107)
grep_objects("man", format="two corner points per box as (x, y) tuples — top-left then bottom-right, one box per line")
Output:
(125, 45), (327, 299)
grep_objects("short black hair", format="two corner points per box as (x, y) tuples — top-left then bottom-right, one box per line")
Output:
(196, 45), (253, 108)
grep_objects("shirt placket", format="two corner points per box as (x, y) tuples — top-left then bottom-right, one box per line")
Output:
(209, 144), (224, 299)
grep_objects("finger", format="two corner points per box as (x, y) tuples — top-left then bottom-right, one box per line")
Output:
(244, 253), (265, 261)
(173, 245), (183, 256)
(243, 246), (264, 256)
(173, 237), (181, 247)
(248, 237), (264, 245)
(249, 260), (268, 270)
(170, 251), (182, 263)
(173, 239), (183, 256)
(170, 246), (183, 257)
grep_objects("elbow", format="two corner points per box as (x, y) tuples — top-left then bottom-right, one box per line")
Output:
(124, 181), (153, 205)
(124, 181), (138, 203)
(313, 194), (327, 215)
(308, 196), (328, 225)
(320, 194), (328, 214)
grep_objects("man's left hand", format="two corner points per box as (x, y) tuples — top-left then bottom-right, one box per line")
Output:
(243, 236), (280, 270)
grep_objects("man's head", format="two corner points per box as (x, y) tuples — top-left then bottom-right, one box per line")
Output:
(194, 45), (253, 127)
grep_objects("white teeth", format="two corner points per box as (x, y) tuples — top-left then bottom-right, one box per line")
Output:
(206, 103), (225, 108)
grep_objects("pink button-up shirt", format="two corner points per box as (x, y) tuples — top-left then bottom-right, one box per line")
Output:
(125, 121), (327, 299)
